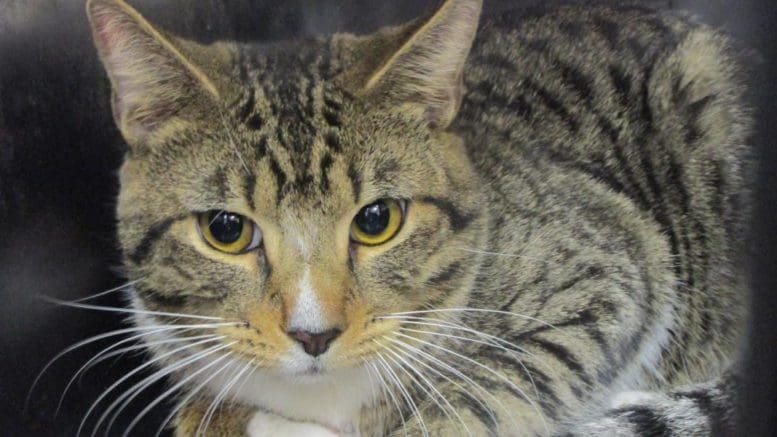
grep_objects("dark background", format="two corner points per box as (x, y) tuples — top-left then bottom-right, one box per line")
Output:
(0, 1), (774, 435)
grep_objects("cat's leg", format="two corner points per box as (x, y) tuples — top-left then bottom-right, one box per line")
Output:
(396, 407), (495, 437)
(174, 400), (255, 437)
(560, 372), (737, 436)
(372, 374), (551, 436)
(175, 401), (345, 437)
(244, 410), (341, 437)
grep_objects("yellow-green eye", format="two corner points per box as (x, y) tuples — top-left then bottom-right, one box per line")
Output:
(350, 199), (405, 246)
(198, 211), (262, 254)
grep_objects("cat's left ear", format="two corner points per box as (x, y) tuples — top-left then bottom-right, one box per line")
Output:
(360, 0), (482, 129)
(86, 0), (232, 145)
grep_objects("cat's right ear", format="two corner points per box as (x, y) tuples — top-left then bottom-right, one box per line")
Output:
(86, 0), (227, 145)
(350, 0), (483, 130)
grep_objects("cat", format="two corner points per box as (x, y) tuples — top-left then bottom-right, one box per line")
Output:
(82, 0), (751, 435)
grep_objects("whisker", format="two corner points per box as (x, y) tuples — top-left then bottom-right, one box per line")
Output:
(123, 349), (237, 437)
(386, 315), (547, 366)
(99, 341), (235, 437)
(196, 360), (240, 437)
(218, 111), (251, 175)
(394, 331), (550, 436)
(387, 336), (505, 431)
(367, 361), (408, 437)
(362, 360), (380, 407)
(156, 358), (254, 437)
(396, 325), (544, 401)
(389, 308), (557, 331)
(375, 350), (429, 437)
(227, 360), (260, 407)
(78, 331), (217, 377)
(198, 358), (253, 437)
(380, 342), (453, 430)
(389, 314), (561, 389)
(382, 340), (472, 437)
(77, 337), (225, 437)
(40, 296), (226, 321)
(218, 359), (255, 414)
(385, 337), (496, 432)
(71, 279), (143, 303)
(28, 323), (229, 412)
(57, 327), (202, 415)
(209, 210), (226, 226)
(457, 247), (547, 263)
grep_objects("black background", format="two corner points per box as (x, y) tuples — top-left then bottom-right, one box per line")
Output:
(0, 1), (774, 435)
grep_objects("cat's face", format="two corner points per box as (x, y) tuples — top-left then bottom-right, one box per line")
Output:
(89, 0), (484, 381)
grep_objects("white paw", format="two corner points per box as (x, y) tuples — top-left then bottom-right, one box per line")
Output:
(247, 410), (340, 437)
(609, 390), (659, 409)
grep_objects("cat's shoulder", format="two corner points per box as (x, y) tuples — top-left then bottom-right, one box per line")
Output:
(475, 1), (706, 47)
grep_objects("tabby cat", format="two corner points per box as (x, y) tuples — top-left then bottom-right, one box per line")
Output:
(82, 0), (750, 435)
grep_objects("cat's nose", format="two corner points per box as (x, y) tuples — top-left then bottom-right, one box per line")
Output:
(287, 329), (342, 357)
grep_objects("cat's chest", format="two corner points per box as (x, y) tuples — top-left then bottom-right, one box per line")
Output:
(246, 410), (355, 437)
(227, 366), (373, 436)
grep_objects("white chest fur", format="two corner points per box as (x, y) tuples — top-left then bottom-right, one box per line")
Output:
(228, 367), (372, 435)
(247, 410), (341, 437)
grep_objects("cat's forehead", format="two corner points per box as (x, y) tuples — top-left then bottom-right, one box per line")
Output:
(147, 38), (432, 215)
(235, 38), (351, 119)
(204, 40), (426, 207)
(229, 39), (360, 161)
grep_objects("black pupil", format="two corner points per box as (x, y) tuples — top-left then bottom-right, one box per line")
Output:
(355, 201), (391, 235)
(209, 212), (243, 244)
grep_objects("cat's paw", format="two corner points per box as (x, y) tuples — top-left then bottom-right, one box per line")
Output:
(246, 410), (340, 437)
(609, 390), (663, 409)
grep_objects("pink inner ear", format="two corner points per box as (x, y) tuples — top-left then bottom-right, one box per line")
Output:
(91, 7), (125, 54)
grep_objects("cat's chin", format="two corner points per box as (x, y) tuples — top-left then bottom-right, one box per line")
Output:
(205, 357), (377, 431)
(287, 362), (329, 380)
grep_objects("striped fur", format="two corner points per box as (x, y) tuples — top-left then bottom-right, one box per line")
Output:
(86, 0), (751, 435)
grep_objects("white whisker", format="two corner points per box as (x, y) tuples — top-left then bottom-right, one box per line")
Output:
(99, 341), (235, 437)
(156, 358), (254, 437)
(367, 361), (408, 437)
(79, 331), (218, 377)
(362, 360), (379, 407)
(397, 325), (544, 401)
(123, 349), (237, 437)
(209, 210), (226, 226)
(71, 279), (143, 303)
(227, 360), (260, 407)
(386, 336), (496, 432)
(382, 340), (472, 437)
(458, 247), (547, 263)
(218, 112), (251, 175)
(41, 296), (227, 321)
(79, 337), (225, 437)
(389, 308), (557, 331)
(394, 331), (550, 436)
(386, 315), (545, 365)
(387, 336), (505, 431)
(375, 350), (429, 437)
(380, 342), (452, 429)
(389, 314), (561, 396)
(57, 327), (193, 415)
(28, 323), (229, 412)
(196, 360), (240, 437)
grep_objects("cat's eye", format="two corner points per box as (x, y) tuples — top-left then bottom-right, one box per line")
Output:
(197, 211), (262, 254)
(350, 199), (405, 246)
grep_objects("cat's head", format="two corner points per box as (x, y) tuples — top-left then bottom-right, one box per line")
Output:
(87, 0), (485, 387)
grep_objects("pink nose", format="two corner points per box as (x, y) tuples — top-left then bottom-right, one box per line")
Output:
(287, 329), (342, 357)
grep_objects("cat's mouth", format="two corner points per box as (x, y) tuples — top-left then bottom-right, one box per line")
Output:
(281, 352), (337, 381)
(293, 360), (325, 376)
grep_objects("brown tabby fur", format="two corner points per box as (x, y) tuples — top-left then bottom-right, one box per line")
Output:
(85, 0), (750, 435)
